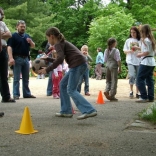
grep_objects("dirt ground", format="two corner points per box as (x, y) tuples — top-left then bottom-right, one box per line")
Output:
(0, 77), (156, 156)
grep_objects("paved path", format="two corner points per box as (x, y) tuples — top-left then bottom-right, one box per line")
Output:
(0, 78), (156, 156)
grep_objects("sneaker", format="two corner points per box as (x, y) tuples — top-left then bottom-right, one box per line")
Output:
(24, 95), (36, 98)
(135, 98), (147, 103)
(136, 94), (140, 99)
(129, 92), (134, 99)
(0, 112), (4, 117)
(104, 92), (111, 100)
(14, 96), (19, 100)
(85, 92), (90, 96)
(55, 113), (73, 118)
(110, 97), (118, 102)
(53, 94), (59, 99)
(47, 94), (52, 96)
(77, 111), (97, 120)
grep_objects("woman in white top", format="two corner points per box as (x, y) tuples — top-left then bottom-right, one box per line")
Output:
(123, 26), (141, 99)
(134, 24), (156, 103)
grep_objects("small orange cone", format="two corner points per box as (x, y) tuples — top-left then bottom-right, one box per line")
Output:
(96, 91), (105, 104)
(72, 107), (76, 114)
(15, 107), (38, 135)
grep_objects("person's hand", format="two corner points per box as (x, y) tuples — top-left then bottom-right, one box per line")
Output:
(26, 38), (33, 44)
(49, 46), (53, 51)
(8, 58), (15, 66)
(83, 52), (88, 55)
(38, 67), (47, 75)
(118, 68), (121, 74)
(131, 45), (140, 51)
(136, 53), (142, 58)
(85, 52), (88, 55)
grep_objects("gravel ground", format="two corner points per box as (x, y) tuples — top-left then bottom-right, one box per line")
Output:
(0, 77), (156, 156)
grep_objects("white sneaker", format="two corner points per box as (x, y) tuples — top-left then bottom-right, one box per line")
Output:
(77, 111), (97, 120)
(55, 113), (73, 118)
(135, 98), (147, 103)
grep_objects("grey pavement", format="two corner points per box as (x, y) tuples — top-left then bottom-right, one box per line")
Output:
(0, 78), (156, 156)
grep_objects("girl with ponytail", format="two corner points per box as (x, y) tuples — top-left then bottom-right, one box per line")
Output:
(134, 24), (156, 103)
(103, 38), (121, 101)
(39, 27), (97, 120)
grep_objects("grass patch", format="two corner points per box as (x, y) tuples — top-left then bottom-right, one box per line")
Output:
(139, 102), (156, 124)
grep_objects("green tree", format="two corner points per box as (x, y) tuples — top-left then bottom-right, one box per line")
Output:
(110, 0), (156, 28)
(88, 4), (135, 58)
(47, 0), (102, 48)
(2, 1), (57, 58)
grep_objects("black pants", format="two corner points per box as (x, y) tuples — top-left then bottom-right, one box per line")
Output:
(0, 47), (11, 101)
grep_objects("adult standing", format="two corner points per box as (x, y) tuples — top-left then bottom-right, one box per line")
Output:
(39, 27), (97, 120)
(135, 24), (156, 103)
(7, 20), (36, 100)
(123, 26), (141, 99)
(0, 8), (15, 104)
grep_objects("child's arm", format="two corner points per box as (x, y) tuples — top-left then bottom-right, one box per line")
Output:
(117, 61), (121, 73)
(87, 54), (93, 62)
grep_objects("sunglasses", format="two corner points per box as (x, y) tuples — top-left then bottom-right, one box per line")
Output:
(17, 20), (25, 25)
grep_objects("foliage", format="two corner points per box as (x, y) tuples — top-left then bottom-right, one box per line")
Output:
(88, 4), (135, 59)
(47, 0), (102, 49)
(1, 0), (156, 65)
(118, 61), (127, 79)
(2, 1), (57, 59)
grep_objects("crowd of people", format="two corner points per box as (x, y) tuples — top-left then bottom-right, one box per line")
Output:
(0, 6), (156, 119)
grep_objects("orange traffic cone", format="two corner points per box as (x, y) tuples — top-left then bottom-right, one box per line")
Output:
(72, 107), (76, 114)
(96, 91), (105, 104)
(15, 107), (38, 135)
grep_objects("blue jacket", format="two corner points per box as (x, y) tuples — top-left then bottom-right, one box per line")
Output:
(96, 52), (104, 64)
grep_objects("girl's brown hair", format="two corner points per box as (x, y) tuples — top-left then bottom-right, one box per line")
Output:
(97, 47), (102, 52)
(46, 27), (65, 42)
(140, 24), (156, 51)
(129, 26), (141, 40)
(107, 38), (117, 51)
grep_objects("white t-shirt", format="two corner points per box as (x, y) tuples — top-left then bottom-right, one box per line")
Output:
(140, 38), (156, 66)
(0, 21), (10, 46)
(123, 38), (141, 65)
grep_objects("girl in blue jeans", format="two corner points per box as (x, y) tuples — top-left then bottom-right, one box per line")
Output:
(133, 24), (156, 103)
(38, 27), (97, 120)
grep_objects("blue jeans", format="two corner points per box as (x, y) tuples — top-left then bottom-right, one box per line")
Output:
(137, 64), (155, 100)
(127, 64), (139, 85)
(47, 71), (53, 95)
(59, 63), (96, 114)
(13, 56), (31, 97)
(77, 68), (89, 94)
